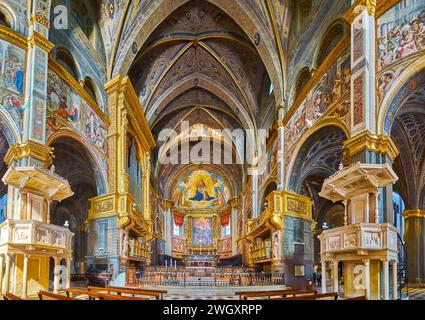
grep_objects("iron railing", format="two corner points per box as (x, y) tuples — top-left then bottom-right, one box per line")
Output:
(397, 233), (408, 299)
(139, 270), (284, 287)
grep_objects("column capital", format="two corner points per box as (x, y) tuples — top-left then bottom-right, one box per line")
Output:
(344, 0), (377, 24)
(28, 31), (54, 52)
(4, 140), (54, 168)
(342, 131), (399, 164)
(402, 209), (425, 219)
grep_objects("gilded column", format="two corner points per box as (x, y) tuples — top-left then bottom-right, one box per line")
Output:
(277, 105), (285, 191)
(332, 260), (339, 293)
(402, 209), (425, 285)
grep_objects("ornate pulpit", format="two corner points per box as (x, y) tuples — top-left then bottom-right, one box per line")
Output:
(318, 162), (399, 300)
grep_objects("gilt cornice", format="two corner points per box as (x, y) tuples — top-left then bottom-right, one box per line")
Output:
(342, 131), (399, 163)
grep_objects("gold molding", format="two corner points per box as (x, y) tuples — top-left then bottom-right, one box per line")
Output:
(28, 31), (54, 53)
(4, 141), (54, 167)
(283, 34), (350, 127)
(402, 209), (425, 219)
(105, 76), (156, 150)
(376, 0), (401, 18)
(344, 0), (377, 24)
(342, 131), (399, 163)
(0, 25), (28, 50)
(345, 0), (399, 23)
(49, 59), (110, 126)
(29, 13), (51, 29)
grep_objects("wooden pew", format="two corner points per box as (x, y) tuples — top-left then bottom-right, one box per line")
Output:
(275, 292), (339, 300)
(38, 291), (79, 300)
(236, 289), (317, 300)
(3, 292), (23, 300)
(344, 296), (367, 300)
(87, 285), (167, 300)
(66, 288), (149, 300)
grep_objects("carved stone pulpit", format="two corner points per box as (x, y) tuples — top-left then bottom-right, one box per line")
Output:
(318, 162), (399, 300)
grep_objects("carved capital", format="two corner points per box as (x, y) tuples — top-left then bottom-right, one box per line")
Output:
(402, 209), (425, 220)
(5, 141), (54, 168)
(342, 131), (399, 164)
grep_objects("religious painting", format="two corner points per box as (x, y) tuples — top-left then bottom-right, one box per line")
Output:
(173, 170), (230, 209)
(378, 0), (425, 70)
(353, 15), (364, 63)
(191, 217), (213, 247)
(294, 264), (306, 277)
(31, 98), (46, 142)
(47, 69), (108, 154)
(284, 49), (351, 154)
(353, 73), (364, 127)
(34, 47), (47, 93)
(0, 40), (25, 96)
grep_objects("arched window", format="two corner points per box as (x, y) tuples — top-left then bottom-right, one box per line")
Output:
(83, 77), (98, 103)
(295, 68), (311, 97)
(0, 5), (14, 30)
(259, 182), (277, 214)
(56, 48), (79, 80)
(316, 22), (345, 67)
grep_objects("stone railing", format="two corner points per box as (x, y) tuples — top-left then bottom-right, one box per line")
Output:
(319, 223), (398, 255)
(0, 220), (73, 251)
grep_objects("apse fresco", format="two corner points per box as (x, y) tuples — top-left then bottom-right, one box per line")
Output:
(378, 0), (425, 70)
(173, 170), (230, 209)
(192, 217), (213, 246)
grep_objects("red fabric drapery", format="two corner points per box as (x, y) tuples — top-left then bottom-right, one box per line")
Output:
(173, 213), (184, 226)
(220, 214), (230, 226)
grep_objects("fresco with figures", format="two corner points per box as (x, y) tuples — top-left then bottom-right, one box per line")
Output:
(192, 217), (213, 247)
(46, 69), (108, 155)
(173, 170), (230, 209)
(377, 0), (425, 107)
(284, 49), (351, 165)
(0, 39), (25, 131)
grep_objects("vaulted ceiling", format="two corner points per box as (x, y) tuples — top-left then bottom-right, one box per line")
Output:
(125, 1), (280, 197)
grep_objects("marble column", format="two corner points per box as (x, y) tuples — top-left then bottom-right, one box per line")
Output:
(2, 253), (11, 293)
(22, 255), (29, 298)
(383, 259), (389, 300)
(321, 261), (327, 293)
(364, 259), (370, 300)
(65, 258), (71, 289)
(392, 260), (398, 300)
(0, 254), (4, 293)
(333, 261), (339, 293)
(53, 257), (60, 293)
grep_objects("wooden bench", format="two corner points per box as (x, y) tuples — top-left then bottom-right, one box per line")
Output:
(66, 288), (149, 300)
(87, 285), (167, 300)
(275, 292), (339, 300)
(3, 292), (23, 300)
(38, 291), (79, 300)
(236, 289), (317, 300)
(344, 296), (367, 300)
